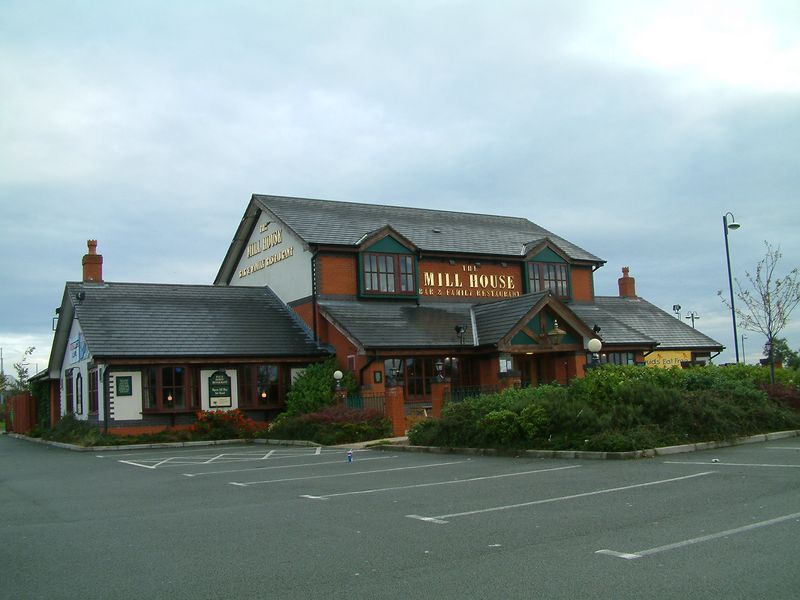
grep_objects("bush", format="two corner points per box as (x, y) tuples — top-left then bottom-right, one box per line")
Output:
(267, 406), (391, 445)
(284, 358), (357, 416)
(409, 365), (800, 452)
(191, 409), (262, 440)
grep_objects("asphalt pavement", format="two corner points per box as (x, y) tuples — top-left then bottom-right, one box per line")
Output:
(1, 433), (799, 599)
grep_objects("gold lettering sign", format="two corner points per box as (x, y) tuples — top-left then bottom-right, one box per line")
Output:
(419, 262), (521, 298)
(239, 225), (294, 278)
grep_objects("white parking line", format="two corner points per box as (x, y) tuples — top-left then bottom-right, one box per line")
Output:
(406, 471), (715, 524)
(596, 511), (800, 560)
(300, 465), (581, 500)
(119, 449), (329, 469)
(184, 454), (396, 477)
(665, 461), (800, 468)
(230, 459), (471, 487)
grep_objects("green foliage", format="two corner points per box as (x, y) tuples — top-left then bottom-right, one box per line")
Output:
(769, 338), (800, 370)
(284, 358), (358, 415)
(409, 365), (800, 452)
(267, 406), (391, 445)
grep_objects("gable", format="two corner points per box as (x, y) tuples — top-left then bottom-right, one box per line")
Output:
(530, 247), (566, 263)
(364, 235), (413, 254)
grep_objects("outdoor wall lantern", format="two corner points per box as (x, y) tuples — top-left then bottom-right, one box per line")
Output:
(546, 319), (566, 346)
(454, 324), (467, 345)
(333, 369), (343, 391)
(261, 391), (267, 399)
(435, 359), (444, 380)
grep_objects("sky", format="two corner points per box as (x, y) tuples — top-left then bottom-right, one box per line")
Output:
(1, 0), (799, 376)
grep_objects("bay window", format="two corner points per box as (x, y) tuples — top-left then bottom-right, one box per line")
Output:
(143, 366), (199, 412)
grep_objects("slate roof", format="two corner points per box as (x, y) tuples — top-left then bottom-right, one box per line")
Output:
(253, 194), (603, 262)
(318, 300), (474, 349)
(571, 297), (723, 350)
(60, 282), (328, 359)
(472, 293), (548, 345)
(318, 293), (723, 353)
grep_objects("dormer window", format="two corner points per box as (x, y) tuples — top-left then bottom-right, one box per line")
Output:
(528, 262), (569, 298)
(358, 229), (418, 298)
(363, 253), (416, 295)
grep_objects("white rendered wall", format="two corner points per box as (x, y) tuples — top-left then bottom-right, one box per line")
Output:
(61, 320), (93, 421)
(229, 210), (313, 303)
(109, 371), (143, 421)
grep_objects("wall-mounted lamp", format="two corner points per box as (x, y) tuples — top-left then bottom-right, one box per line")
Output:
(454, 324), (467, 345)
(546, 320), (566, 346)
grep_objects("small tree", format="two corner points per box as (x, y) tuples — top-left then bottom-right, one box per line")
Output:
(12, 347), (35, 392)
(767, 338), (800, 370)
(721, 242), (800, 383)
(284, 358), (357, 415)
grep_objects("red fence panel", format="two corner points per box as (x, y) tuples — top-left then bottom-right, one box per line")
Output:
(5, 392), (37, 434)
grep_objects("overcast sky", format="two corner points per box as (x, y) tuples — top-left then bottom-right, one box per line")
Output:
(1, 0), (799, 376)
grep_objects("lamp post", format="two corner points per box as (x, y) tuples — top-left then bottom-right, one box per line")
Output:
(723, 212), (741, 363)
(586, 338), (602, 369)
(333, 370), (343, 391)
(741, 334), (747, 364)
(684, 311), (700, 328)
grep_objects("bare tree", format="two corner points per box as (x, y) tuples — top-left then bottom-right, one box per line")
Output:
(720, 242), (800, 383)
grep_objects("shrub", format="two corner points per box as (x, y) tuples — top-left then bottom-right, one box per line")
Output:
(284, 358), (357, 416)
(267, 406), (391, 445)
(191, 409), (262, 440)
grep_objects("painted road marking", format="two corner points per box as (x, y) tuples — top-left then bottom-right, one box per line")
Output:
(184, 454), (396, 477)
(300, 465), (580, 500)
(596, 511), (800, 560)
(119, 448), (337, 469)
(230, 459), (471, 487)
(406, 471), (715, 524)
(665, 461), (800, 468)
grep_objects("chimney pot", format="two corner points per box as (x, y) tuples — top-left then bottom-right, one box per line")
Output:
(82, 239), (104, 283)
(618, 266), (636, 298)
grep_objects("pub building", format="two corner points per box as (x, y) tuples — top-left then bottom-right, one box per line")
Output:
(45, 240), (330, 434)
(46, 195), (722, 434)
(214, 195), (722, 404)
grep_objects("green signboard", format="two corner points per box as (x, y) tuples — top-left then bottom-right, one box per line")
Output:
(208, 370), (232, 408)
(116, 376), (133, 397)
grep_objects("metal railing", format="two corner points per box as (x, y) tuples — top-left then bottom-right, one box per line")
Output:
(345, 393), (386, 415)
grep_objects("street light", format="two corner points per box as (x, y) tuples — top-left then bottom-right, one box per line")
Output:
(684, 311), (700, 328)
(587, 338), (602, 369)
(723, 212), (741, 363)
(333, 370), (343, 391)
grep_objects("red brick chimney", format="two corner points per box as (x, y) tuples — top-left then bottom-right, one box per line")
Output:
(618, 266), (636, 298)
(82, 240), (103, 283)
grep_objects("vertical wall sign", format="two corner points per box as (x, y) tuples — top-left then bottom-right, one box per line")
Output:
(208, 370), (232, 408)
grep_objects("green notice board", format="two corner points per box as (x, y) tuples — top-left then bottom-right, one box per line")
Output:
(116, 376), (132, 396)
(208, 370), (232, 408)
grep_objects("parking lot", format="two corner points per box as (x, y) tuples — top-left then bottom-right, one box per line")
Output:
(2, 434), (799, 599)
